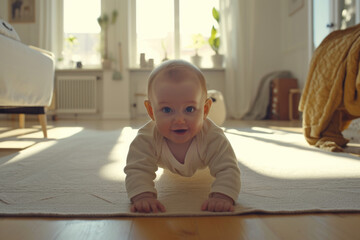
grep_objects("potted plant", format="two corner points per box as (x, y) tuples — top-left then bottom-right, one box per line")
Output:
(190, 33), (206, 67)
(60, 34), (79, 68)
(208, 7), (224, 68)
(97, 10), (118, 69)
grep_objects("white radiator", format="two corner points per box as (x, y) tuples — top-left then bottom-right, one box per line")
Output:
(56, 76), (97, 113)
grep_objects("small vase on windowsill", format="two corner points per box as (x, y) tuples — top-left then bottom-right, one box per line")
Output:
(191, 54), (202, 68)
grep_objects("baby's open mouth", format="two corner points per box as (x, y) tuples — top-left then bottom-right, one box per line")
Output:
(173, 129), (187, 134)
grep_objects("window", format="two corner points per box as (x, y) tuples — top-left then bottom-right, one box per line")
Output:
(338, 0), (357, 29)
(60, 0), (101, 68)
(135, 0), (220, 68)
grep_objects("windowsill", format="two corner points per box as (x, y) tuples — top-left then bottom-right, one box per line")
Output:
(56, 67), (103, 73)
(55, 67), (104, 79)
(128, 67), (225, 72)
(55, 67), (225, 73)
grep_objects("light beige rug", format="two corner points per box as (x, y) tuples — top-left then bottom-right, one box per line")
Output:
(0, 125), (359, 217)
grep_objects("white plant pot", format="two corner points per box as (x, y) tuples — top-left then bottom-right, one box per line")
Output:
(211, 54), (224, 68)
(191, 55), (202, 67)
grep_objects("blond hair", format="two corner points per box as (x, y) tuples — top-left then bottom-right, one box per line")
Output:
(147, 59), (207, 101)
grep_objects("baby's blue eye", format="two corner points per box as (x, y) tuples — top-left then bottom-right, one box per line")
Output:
(161, 107), (172, 113)
(186, 106), (195, 113)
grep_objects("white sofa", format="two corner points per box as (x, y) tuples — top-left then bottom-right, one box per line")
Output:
(0, 20), (55, 137)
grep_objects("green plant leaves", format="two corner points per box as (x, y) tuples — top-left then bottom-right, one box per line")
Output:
(208, 9), (220, 55)
(212, 7), (220, 23)
(97, 10), (118, 29)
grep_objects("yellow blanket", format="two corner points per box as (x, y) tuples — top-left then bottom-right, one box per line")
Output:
(299, 24), (360, 152)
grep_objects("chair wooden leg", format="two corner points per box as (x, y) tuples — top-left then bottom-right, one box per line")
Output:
(19, 114), (25, 128)
(38, 114), (48, 138)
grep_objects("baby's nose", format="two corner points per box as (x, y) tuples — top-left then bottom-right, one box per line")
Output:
(174, 112), (186, 123)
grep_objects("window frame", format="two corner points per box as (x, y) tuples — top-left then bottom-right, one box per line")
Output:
(129, 0), (215, 68)
(57, 0), (102, 68)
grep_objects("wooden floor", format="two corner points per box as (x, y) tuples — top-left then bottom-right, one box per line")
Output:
(0, 118), (359, 240)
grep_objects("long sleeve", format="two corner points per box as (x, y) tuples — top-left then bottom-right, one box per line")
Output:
(124, 122), (159, 200)
(202, 122), (241, 202)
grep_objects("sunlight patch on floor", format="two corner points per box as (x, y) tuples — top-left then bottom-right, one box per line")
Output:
(0, 128), (38, 138)
(99, 161), (126, 181)
(99, 127), (137, 181)
(0, 141), (36, 149)
(239, 146), (360, 180)
(118, 127), (138, 142)
(268, 126), (303, 134)
(225, 127), (302, 143)
(226, 127), (360, 180)
(18, 127), (84, 140)
(2, 141), (57, 167)
(1, 127), (84, 167)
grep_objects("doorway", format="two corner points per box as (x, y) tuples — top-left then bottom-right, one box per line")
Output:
(310, 0), (360, 52)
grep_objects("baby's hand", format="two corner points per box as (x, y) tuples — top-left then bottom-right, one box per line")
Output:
(130, 192), (166, 213)
(201, 192), (235, 212)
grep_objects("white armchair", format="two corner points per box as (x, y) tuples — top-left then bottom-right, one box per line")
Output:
(0, 19), (55, 137)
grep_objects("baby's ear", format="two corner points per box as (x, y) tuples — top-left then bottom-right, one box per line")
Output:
(144, 100), (155, 120)
(203, 98), (212, 119)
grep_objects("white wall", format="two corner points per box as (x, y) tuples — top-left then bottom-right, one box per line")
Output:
(101, 0), (131, 119)
(248, 0), (284, 103)
(245, 0), (310, 92)
(0, 0), (40, 46)
(280, 0), (310, 89)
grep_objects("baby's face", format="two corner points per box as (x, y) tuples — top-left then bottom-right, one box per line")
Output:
(149, 71), (207, 145)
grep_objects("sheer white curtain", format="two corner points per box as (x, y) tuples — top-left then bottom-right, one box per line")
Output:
(220, 0), (256, 119)
(38, 0), (62, 56)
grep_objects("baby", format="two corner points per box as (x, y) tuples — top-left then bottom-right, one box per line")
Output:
(124, 59), (240, 213)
